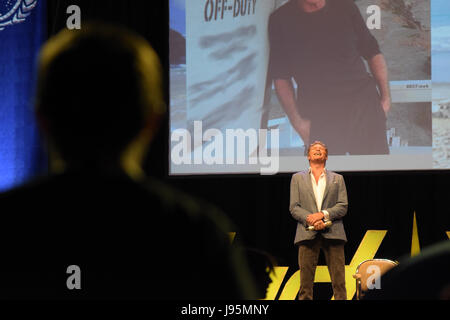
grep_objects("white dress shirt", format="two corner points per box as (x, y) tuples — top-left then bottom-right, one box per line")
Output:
(309, 168), (330, 220)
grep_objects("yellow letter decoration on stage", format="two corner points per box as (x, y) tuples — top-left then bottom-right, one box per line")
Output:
(262, 218), (450, 300)
(411, 212), (421, 257)
(266, 230), (387, 300)
(264, 267), (289, 300)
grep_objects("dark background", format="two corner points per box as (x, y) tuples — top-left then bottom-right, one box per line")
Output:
(45, 0), (450, 299)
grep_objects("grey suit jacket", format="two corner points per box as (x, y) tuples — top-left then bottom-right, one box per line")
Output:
(289, 170), (348, 245)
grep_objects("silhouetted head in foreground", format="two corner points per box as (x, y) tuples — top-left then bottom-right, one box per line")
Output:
(35, 23), (165, 173)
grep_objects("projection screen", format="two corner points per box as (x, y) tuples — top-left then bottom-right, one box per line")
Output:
(169, 0), (449, 174)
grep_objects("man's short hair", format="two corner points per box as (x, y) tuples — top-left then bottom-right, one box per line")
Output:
(35, 23), (165, 162)
(307, 141), (328, 156)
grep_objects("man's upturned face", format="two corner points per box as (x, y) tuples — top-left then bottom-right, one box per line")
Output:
(308, 144), (328, 163)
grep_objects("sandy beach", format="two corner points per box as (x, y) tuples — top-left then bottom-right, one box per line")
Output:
(432, 82), (450, 168)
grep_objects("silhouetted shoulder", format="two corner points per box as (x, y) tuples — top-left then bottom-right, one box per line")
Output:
(0, 172), (252, 299)
(142, 176), (234, 235)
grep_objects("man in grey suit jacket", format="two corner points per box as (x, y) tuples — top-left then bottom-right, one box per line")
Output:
(290, 141), (348, 300)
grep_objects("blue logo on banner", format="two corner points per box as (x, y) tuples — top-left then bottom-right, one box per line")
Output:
(0, 0), (37, 31)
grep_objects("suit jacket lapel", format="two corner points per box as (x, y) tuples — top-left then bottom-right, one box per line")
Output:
(303, 170), (318, 212)
(322, 170), (332, 207)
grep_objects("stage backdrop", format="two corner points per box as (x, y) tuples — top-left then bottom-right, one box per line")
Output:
(0, 0), (47, 191)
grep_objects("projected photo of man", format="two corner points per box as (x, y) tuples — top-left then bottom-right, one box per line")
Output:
(269, 0), (391, 155)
